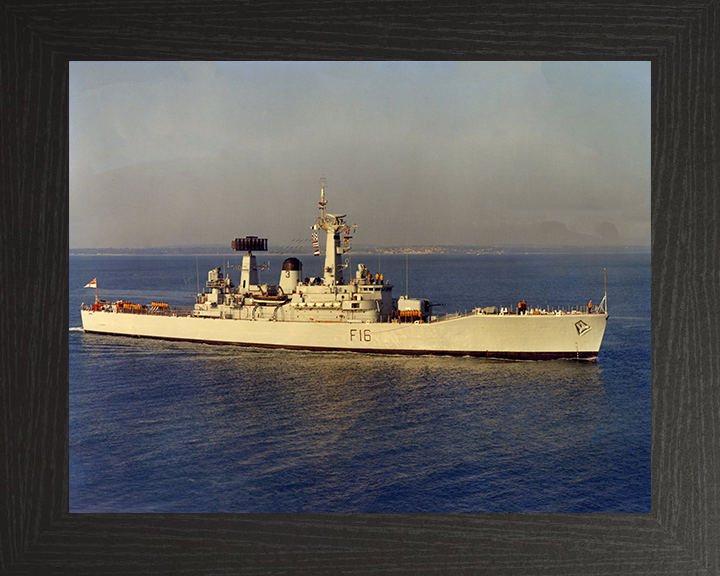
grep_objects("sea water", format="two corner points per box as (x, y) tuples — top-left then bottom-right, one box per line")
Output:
(69, 252), (650, 512)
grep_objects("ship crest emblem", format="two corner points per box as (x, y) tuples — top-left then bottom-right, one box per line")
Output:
(575, 320), (592, 336)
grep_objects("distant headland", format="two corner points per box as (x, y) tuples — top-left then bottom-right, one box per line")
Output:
(70, 244), (650, 256)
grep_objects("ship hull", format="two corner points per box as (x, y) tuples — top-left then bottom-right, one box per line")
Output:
(81, 309), (608, 360)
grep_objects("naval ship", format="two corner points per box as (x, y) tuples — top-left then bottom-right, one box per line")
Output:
(81, 179), (608, 360)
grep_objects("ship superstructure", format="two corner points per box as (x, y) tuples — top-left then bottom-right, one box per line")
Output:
(81, 179), (609, 360)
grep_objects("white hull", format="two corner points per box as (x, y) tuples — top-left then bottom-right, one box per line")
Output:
(81, 309), (608, 360)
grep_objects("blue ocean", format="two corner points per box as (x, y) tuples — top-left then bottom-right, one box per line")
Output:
(69, 251), (650, 512)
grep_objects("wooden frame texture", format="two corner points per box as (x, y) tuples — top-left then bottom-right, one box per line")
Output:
(1, 2), (718, 574)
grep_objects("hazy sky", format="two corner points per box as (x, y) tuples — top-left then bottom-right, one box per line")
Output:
(70, 61), (650, 249)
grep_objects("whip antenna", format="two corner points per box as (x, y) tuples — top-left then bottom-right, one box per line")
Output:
(405, 253), (409, 298)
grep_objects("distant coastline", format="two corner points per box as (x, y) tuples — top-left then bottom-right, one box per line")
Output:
(70, 244), (651, 257)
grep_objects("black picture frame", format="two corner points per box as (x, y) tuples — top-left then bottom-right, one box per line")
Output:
(2, 2), (717, 573)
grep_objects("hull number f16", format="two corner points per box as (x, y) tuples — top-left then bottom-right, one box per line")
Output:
(350, 328), (372, 342)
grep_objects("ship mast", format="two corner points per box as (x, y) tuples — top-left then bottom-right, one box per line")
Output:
(319, 176), (328, 220)
(597, 267), (608, 315)
(314, 177), (355, 286)
(603, 267), (608, 314)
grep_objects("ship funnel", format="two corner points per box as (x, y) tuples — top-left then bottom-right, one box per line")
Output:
(279, 258), (302, 294)
(231, 236), (268, 293)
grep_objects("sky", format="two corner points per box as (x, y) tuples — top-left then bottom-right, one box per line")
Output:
(69, 61), (651, 249)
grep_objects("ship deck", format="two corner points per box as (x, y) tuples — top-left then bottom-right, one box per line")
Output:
(90, 305), (606, 324)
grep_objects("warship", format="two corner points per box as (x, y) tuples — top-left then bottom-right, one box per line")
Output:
(81, 178), (608, 360)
